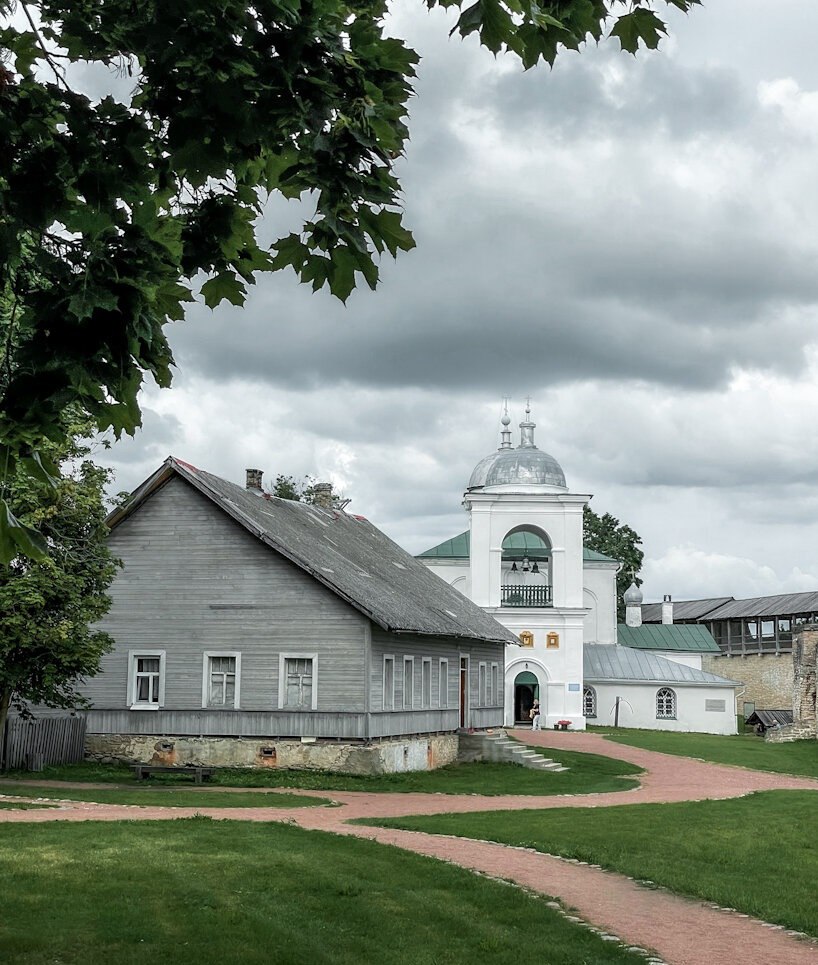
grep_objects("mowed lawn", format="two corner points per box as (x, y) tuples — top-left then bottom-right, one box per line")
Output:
(595, 728), (818, 778)
(0, 820), (647, 965)
(0, 784), (328, 808)
(1, 749), (642, 796)
(371, 790), (818, 938)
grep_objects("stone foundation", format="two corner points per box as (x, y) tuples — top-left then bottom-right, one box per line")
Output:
(85, 733), (459, 775)
(764, 720), (816, 743)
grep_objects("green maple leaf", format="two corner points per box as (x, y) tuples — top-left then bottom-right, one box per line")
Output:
(200, 273), (247, 309)
(0, 500), (50, 566)
(611, 9), (667, 54)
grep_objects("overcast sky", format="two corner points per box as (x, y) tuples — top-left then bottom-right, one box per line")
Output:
(95, 0), (818, 604)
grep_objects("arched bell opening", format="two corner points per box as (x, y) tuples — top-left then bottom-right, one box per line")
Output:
(501, 526), (552, 608)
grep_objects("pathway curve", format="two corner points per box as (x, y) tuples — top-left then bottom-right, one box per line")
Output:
(1, 733), (817, 965)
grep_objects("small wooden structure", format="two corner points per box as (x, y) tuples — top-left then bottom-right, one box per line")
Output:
(131, 764), (214, 784)
(745, 709), (793, 735)
(2, 716), (86, 770)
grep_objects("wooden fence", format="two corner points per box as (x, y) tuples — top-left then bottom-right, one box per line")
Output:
(2, 716), (87, 770)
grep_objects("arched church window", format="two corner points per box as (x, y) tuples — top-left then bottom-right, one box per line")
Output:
(656, 687), (676, 720)
(583, 686), (596, 719)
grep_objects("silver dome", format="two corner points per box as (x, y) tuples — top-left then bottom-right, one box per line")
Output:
(623, 582), (643, 605)
(468, 447), (567, 490)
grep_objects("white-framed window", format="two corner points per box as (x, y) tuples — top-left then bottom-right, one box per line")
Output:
(656, 687), (676, 720)
(383, 655), (395, 711)
(583, 685), (597, 719)
(128, 651), (166, 710)
(439, 659), (449, 708)
(421, 658), (432, 708)
(478, 662), (487, 706)
(202, 652), (241, 709)
(490, 663), (499, 705)
(403, 656), (415, 710)
(278, 653), (318, 710)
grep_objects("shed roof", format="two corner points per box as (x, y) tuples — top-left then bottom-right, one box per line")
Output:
(641, 597), (734, 623)
(617, 623), (720, 653)
(108, 458), (518, 646)
(746, 709), (794, 728)
(417, 530), (618, 565)
(702, 591), (818, 620)
(584, 645), (741, 687)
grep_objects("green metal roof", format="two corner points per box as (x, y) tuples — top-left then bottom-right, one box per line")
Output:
(616, 623), (720, 653)
(582, 547), (618, 564)
(417, 531), (471, 559)
(417, 530), (618, 565)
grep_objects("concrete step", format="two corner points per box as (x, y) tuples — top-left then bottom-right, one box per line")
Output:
(457, 730), (569, 773)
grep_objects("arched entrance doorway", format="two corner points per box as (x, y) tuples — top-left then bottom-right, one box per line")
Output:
(514, 670), (539, 724)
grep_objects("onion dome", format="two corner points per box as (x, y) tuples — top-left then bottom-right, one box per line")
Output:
(468, 401), (567, 491)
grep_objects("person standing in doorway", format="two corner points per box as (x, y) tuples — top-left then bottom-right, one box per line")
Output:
(530, 699), (541, 730)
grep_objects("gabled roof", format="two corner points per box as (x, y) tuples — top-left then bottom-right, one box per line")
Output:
(641, 597), (734, 623)
(746, 709), (794, 728)
(643, 591), (818, 622)
(617, 623), (720, 653)
(417, 530), (619, 565)
(108, 458), (518, 646)
(584, 645), (741, 687)
(702, 591), (818, 620)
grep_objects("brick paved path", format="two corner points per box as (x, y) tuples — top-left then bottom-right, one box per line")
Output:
(2, 731), (818, 964)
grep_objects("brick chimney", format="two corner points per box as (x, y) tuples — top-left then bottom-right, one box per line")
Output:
(245, 468), (263, 492)
(662, 594), (674, 625)
(311, 482), (333, 510)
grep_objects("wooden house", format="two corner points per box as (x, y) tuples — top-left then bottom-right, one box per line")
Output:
(79, 458), (514, 773)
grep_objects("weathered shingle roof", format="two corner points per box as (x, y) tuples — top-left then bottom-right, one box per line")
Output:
(584, 645), (741, 687)
(617, 623), (720, 653)
(641, 597), (734, 623)
(108, 458), (517, 646)
(417, 530), (618, 565)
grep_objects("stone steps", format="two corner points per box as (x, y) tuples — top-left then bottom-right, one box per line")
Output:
(458, 731), (569, 772)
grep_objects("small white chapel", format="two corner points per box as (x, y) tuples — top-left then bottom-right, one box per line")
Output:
(417, 403), (741, 734)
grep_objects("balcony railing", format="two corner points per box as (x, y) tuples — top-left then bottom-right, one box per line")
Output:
(501, 584), (553, 608)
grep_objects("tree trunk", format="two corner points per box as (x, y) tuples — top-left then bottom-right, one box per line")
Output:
(0, 689), (11, 771)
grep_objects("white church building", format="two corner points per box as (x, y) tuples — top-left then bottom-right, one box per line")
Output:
(417, 404), (741, 735)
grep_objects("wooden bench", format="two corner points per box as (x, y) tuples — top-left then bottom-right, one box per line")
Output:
(131, 764), (215, 785)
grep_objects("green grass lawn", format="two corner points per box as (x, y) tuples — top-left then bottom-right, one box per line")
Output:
(0, 799), (55, 810)
(593, 727), (818, 778)
(370, 789), (818, 938)
(0, 750), (642, 795)
(0, 820), (647, 965)
(0, 783), (329, 808)
(1, 750), (642, 796)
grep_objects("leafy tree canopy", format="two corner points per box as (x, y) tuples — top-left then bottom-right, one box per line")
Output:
(583, 504), (644, 620)
(270, 473), (345, 508)
(0, 416), (120, 765)
(0, 0), (700, 561)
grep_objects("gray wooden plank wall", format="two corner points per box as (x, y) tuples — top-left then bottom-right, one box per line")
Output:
(86, 476), (368, 716)
(369, 628), (504, 729)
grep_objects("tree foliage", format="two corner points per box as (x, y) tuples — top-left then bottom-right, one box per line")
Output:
(583, 504), (644, 621)
(0, 421), (119, 766)
(0, 0), (700, 561)
(270, 473), (344, 508)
